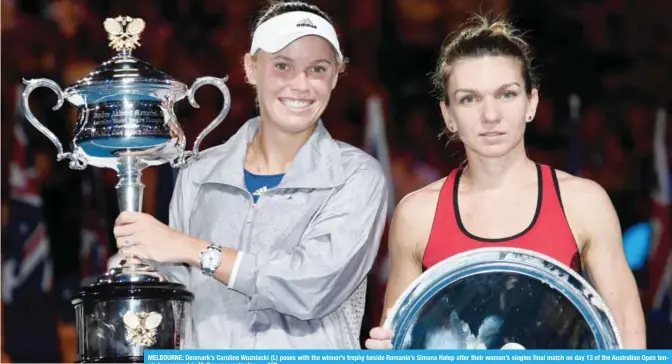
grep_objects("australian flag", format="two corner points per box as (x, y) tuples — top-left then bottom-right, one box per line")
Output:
(1, 85), (61, 361)
(646, 109), (671, 348)
(78, 169), (110, 287)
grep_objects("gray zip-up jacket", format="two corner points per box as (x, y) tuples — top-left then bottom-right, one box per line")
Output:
(161, 117), (388, 349)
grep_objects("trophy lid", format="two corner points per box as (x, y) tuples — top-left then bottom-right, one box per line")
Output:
(95, 260), (173, 285)
(64, 16), (187, 96)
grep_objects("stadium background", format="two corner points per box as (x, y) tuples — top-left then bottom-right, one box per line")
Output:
(1, 0), (670, 361)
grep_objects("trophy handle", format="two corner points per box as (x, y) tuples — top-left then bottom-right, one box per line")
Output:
(184, 76), (231, 162)
(159, 99), (188, 168)
(22, 78), (88, 170)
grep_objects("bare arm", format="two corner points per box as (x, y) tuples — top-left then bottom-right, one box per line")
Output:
(379, 194), (427, 324)
(365, 185), (440, 350)
(381, 180), (444, 322)
(568, 178), (646, 348)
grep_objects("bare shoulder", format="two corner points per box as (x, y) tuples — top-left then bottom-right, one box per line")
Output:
(553, 169), (621, 247)
(554, 170), (614, 208)
(390, 177), (446, 262)
(394, 177), (445, 223)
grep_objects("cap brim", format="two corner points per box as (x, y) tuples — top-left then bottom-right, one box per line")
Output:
(252, 30), (343, 61)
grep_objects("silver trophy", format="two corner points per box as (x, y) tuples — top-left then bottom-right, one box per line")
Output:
(21, 16), (231, 362)
(384, 247), (623, 350)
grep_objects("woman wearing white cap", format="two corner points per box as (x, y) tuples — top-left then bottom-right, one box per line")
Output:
(112, 1), (389, 349)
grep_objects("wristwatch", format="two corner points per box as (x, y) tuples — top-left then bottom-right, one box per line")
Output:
(198, 243), (223, 276)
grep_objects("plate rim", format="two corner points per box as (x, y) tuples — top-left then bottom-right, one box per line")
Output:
(382, 246), (623, 349)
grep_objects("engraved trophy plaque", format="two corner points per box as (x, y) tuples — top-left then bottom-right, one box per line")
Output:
(384, 247), (623, 350)
(21, 16), (231, 362)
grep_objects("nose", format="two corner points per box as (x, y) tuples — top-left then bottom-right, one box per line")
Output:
(289, 71), (309, 93)
(481, 96), (502, 124)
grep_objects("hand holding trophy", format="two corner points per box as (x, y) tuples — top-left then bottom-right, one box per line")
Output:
(21, 16), (231, 362)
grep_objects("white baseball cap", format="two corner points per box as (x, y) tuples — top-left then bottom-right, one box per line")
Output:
(250, 11), (343, 62)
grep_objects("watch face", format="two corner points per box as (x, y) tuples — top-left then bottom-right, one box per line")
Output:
(202, 249), (221, 269)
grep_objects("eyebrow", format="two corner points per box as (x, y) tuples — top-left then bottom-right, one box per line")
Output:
(270, 55), (332, 65)
(453, 82), (521, 96)
(312, 59), (332, 65)
(271, 55), (294, 62)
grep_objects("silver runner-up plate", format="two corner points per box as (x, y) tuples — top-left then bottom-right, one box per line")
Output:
(383, 247), (623, 350)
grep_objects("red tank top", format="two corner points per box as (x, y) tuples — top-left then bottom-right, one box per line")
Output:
(422, 164), (582, 273)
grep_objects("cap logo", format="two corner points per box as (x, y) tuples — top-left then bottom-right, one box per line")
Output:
(296, 18), (317, 29)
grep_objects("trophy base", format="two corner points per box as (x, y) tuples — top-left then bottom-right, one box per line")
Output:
(72, 265), (194, 362)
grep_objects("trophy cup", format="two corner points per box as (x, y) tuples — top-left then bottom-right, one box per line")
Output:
(21, 16), (231, 362)
(384, 247), (623, 350)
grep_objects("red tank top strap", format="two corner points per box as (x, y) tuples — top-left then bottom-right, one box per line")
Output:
(535, 164), (583, 272)
(540, 164), (560, 211)
(422, 168), (461, 269)
(534, 164), (570, 235)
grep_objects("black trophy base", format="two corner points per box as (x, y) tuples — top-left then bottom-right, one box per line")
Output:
(72, 281), (194, 363)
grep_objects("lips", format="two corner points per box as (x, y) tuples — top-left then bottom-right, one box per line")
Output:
(279, 97), (315, 110)
(480, 131), (506, 137)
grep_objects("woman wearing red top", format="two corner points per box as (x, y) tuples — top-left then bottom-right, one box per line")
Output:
(365, 16), (645, 349)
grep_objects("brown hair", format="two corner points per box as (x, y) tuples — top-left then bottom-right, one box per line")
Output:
(431, 15), (538, 105)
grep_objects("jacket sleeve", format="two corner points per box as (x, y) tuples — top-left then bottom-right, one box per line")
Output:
(229, 163), (389, 320)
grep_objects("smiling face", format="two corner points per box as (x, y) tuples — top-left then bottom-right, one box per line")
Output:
(440, 56), (539, 159)
(244, 35), (340, 135)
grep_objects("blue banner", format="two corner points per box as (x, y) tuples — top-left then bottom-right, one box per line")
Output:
(145, 350), (672, 364)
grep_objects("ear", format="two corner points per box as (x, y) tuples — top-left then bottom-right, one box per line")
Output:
(330, 62), (341, 90)
(243, 53), (258, 86)
(525, 88), (539, 123)
(439, 100), (454, 131)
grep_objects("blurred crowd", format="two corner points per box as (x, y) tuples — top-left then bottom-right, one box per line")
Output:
(1, 0), (671, 361)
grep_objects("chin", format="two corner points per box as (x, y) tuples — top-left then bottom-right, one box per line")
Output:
(469, 144), (516, 159)
(276, 117), (318, 134)
(269, 100), (322, 134)
(465, 133), (527, 159)
(266, 112), (319, 134)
